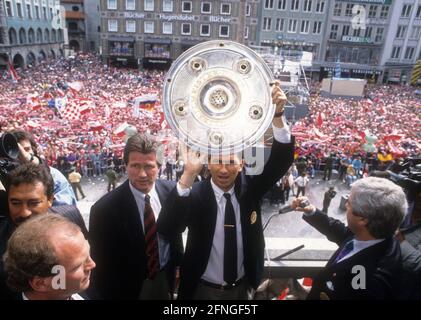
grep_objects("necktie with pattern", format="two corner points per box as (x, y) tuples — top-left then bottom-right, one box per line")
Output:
(144, 194), (160, 279)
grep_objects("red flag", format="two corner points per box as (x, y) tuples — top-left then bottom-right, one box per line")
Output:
(67, 81), (84, 93)
(8, 61), (19, 81)
(317, 112), (323, 127)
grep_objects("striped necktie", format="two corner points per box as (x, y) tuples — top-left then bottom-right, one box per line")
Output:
(144, 194), (160, 279)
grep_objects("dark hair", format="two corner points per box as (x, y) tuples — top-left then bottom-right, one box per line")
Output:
(123, 133), (162, 166)
(9, 130), (38, 157)
(8, 163), (54, 199)
(3, 214), (80, 292)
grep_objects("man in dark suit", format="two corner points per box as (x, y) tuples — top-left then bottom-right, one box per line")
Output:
(89, 134), (183, 300)
(158, 82), (294, 299)
(292, 176), (406, 300)
(0, 163), (88, 299)
(3, 214), (95, 300)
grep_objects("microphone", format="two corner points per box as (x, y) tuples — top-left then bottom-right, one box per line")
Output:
(279, 200), (310, 214)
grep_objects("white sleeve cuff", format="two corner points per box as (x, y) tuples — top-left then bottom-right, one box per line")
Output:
(272, 122), (291, 144)
(177, 183), (191, 197)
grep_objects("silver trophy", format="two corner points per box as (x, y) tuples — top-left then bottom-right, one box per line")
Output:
(163, 40), (275, 155)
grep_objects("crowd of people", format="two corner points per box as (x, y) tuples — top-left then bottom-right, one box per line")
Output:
(1, 53), (419, 182)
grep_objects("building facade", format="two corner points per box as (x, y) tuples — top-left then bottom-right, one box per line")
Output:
(318, 0), (393, 81)
(0, 0), (64, 70)
(257, 0), (330, 79)
(100, 0), (260, 68)
(85, 0), (100, 52)
(380, 0), (421, 83)
(61, 0), (87, 52)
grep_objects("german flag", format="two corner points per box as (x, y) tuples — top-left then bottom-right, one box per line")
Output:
(410, 60), (421, 86)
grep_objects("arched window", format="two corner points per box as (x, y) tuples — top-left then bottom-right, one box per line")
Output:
(19, 28), (26, 44)
(28, 28), (35, 43)
(8, 28), (17, 45)
(36, 28), (42, 43)
(44, 28), (49, 43)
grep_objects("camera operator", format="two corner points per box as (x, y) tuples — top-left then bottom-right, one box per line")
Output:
(10, 130), (77, 206)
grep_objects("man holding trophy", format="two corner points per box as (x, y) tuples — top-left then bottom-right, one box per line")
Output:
(158, 42), (294, 300)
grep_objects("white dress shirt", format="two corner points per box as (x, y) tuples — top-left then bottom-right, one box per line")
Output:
(129, 182), (170, 269)
(201, 180), (245, 285)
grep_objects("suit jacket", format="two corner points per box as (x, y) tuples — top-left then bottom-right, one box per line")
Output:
(0, 205), (88, 300)
(303, 210), (402, 300)
(158, 139), (295, 299)
(88, 179), (183, 300)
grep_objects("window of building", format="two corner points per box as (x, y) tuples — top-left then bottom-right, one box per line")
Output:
(313, 21), (322, 34)
(291, 0), (299, 11)
(303, 0), (312, 12)
(16, 2), (23, 18)
(276, 18), (284, 32)
(49, 8), (53, 20)
(163, 22), (172, 34)
(404, 47), (415, 60)
(108, 19), (118, 32)
(329, 24), (338, 40)
(163, 0), (173, 12)
(401, 4), (412, 18)
(288, 19), (297, 33)
(300, 20), (310, 33)
(219, 25), (229, 37)
(200, 24), (210, 36)
(26, 4), (32, 18)
(107, 0), (116, 10)
(416, 5), (421, 18)
(5, 1), (12, 16)
(246, 4), (251, 16)
(221, 3), (231, 15)
(380, 5), (389, 19)
(181, 23), (191, 35)
(265, 0), (274, 9)
(201, 2), (211, 14)
(391, 46), (401, 59)
(126, 20), (136, 33)
(278, 0), (286, 10)
(368, 5), (377, 18)
(365, 26), (372, 38)
(353, 28), (361, 37)
(396, 25), (407, 38)
(263, 17), (272, 31)
(72, 6), (79, 11)
(68, 21), (77, 31)
(126, 0), (135, 10)
(35, 5), (39, 19)
(144, 21), (154, 33)
(182, 1), (192, 13)
(244, 26), (249, 39)
(375, 27), (383, 42)
(333, 3), (341, 16)
(42, 6), (47, 19)
(410, 26), (421, 39)
(144, 0), (154, 11)
(345, 3), (353, 17)
(315, 0), (324, 13)
(342, 25), (350, 36)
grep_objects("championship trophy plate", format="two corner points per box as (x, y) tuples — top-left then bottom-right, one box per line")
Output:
(163, 40), (275, 155)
